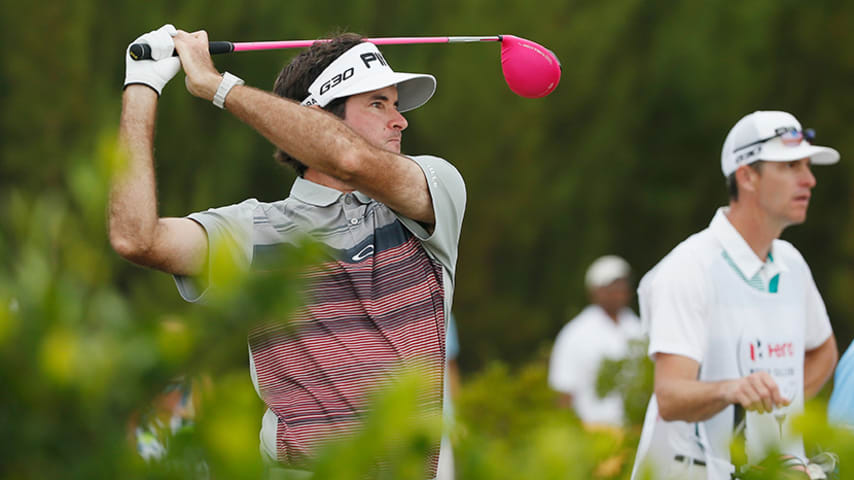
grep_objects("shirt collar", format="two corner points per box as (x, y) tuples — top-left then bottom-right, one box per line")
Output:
(709, 207), (788, 280)
(290, 177), (373, 206)
(353, 191), (373, 204)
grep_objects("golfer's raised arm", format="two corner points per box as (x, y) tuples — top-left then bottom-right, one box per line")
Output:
(173, 30), (436, 226)
(231, 88), (433, 224)
(109, 26), (208, 276)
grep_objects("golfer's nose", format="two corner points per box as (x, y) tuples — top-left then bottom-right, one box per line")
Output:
(390, 108), (408, 131)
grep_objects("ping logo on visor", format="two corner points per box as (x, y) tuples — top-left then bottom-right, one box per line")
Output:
(302, 43), (396, 108)
(300, 42), (437, 112)
(360, 51), (388, 68)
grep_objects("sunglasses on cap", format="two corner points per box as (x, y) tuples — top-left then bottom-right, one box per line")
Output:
(733, 126), (816, 153)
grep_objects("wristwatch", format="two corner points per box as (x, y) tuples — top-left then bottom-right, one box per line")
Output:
(213, 72), (245, 109)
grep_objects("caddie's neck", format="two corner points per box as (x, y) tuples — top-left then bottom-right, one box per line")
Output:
(725, 198), (783, 262)
(304, 168), (355, 193)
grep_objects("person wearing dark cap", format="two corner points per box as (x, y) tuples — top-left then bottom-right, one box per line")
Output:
(630, 111), (839, 480)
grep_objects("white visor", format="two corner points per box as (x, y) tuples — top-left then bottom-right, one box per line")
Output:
(300, 42), (436, 113)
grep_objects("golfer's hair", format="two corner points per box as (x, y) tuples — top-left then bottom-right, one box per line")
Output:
(272, 32), (364, 176)
(727, 161), (764, 201)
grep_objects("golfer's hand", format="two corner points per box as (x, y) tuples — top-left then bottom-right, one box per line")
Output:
(173, 30), (222, 101)
(124, 24), (181, 96)
(725, 371), (790, 414)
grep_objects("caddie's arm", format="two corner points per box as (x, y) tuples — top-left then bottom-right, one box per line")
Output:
(109, 25), (208, 276)
(655, 353), (790, 422)
(803, 336), (838, 399)
(172, 30), (436, 227)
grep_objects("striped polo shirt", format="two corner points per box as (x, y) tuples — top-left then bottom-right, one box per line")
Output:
(174, 155), (466, 473)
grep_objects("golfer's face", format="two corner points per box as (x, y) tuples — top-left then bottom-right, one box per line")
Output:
(343, 86), (408, 153)
(755, 158), (816, 227)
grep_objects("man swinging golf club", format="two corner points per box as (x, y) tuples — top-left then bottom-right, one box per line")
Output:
(110, 24), (466, 477)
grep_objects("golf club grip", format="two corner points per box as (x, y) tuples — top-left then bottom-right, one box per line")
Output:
(129, 41), (234, 60)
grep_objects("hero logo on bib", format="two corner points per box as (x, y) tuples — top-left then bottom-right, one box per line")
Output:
(738, 335), (799, 401)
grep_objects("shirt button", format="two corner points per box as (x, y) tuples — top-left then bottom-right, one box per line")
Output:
(350, 218), (359, 225)
(344, 196), (352, 205)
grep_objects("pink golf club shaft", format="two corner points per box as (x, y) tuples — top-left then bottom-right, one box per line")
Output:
(129, 36), (503, 60)
(233, 36), (502, 52)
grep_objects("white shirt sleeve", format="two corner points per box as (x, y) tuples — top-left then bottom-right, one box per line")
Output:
(643, 250), (710, 364)
(548, 322), (586, 393)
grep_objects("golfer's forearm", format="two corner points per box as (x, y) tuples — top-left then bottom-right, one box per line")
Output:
(110, 87), (161, 259)
(224, 85), (370, 179)
(656, 378), (733, 422)
(221, 85), (435, 223)
(804, 336), (838, 399)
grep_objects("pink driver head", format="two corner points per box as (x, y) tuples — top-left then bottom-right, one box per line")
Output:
(499, 35), (561, 98)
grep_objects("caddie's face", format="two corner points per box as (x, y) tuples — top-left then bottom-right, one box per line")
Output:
(343, 85), (408, 154)
(754, 158), (816, 227)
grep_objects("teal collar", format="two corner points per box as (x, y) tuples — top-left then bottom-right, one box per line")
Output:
(709, 207), (787, 281)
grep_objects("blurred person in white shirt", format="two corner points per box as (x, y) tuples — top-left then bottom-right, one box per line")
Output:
(548, 255), (643, 428)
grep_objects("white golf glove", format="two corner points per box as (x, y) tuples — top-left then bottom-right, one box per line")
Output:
(124, 24), (181, 96)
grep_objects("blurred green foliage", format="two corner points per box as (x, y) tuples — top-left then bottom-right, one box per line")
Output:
(597, 338), (654, 427)
(453, 359), (636, 479)
(0, 141), (282, 478)
(4, 0), (854, 478)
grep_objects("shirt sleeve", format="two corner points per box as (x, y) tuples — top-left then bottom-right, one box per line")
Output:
(548, 323), (586, 393)
(172, 198), (259, 302)
(446, 313), (460, 360)
(395, 155), (466, 274)
(642, 249), (710, 364)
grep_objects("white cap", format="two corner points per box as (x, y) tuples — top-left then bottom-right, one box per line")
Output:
(301, 42), (436, 113)
(720, 110), (839, 177)
(585, 255), (631, 289)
